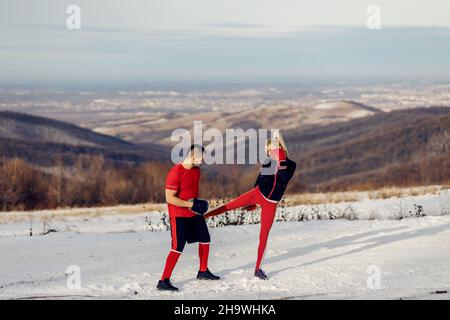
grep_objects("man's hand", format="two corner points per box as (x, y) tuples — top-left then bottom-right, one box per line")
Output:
(191, 198), (209, 215)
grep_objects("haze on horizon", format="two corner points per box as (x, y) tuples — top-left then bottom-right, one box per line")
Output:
(1, 0), (450, 87)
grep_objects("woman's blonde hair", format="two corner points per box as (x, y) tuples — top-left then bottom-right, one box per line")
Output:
(265, 131), (288, 156)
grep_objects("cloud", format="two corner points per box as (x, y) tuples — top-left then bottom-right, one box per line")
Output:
(1, 22), (450, 85)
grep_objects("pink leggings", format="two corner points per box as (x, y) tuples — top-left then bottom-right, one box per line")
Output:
(207, 187), (278, 270)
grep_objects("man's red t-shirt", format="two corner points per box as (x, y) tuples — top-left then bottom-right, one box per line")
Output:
(165, 163), (200, 218)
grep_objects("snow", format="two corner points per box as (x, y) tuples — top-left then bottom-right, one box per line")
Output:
(283, 189), (450, 221)
(1, 190), (450, 300)
(1, 189), (448, 238)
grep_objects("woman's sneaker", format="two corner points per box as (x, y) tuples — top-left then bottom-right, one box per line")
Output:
(197, 268), (220, 280)
(254, 269), (268, 280)
(157, 278), (179, 291)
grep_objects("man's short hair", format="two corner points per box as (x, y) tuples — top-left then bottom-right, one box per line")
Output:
(190, 144), (205, 153)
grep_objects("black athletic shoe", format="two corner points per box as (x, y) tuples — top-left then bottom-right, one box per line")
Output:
(197, 268), (220, 280)
(254, 269), (268, 280)
(157, 278), (179, 291)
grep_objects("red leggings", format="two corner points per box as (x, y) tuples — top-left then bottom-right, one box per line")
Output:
(207, 187), (278, 270)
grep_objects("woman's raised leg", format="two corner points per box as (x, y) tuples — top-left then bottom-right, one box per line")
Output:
(205, 187), (259, 218)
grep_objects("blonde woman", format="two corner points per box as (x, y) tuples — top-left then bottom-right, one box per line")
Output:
(205, 133), (296, 280)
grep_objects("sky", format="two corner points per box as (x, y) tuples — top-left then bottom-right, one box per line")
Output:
(1, 0), (450, 86)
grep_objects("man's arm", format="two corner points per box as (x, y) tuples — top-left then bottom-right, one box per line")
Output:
(165, 189), (193, 208)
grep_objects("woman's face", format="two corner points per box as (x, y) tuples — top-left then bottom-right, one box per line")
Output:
(271, 138), (281, 152)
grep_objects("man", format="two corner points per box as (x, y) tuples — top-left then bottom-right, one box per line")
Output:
(157, 144), (220, 291)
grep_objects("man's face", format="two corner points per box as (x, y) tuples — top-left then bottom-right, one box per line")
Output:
(191, 149), (204, 166)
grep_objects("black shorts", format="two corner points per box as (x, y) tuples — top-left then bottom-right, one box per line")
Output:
(170, 215), (211, 252)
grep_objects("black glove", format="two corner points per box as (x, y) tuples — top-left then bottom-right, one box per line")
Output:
(191, 198), (209, 215)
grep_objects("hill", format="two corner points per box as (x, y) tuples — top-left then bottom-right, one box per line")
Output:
(284, 107), (450, 191)
(0, 111), (169, 166)
(93, 100), (381, 145)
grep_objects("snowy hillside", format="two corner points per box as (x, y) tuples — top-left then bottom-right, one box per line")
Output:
(0, 189), (449, 300)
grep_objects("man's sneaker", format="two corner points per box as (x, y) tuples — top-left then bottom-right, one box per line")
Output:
(197, 268), (221, 280)
(254, 269), (268, 280)
(157, 278), (179, 291)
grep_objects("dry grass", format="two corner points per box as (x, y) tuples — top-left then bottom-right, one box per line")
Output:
(0, 203), (165, 223)
(2, 184), (449, 223)
(284, 191), (362, 206)
(368, 185), (446, 200)
(284, 185), (449, 206)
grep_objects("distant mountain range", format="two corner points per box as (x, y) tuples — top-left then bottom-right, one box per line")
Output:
(285, 106), (450, 191)
(0, 111), (169, 166)
(1, 105), (449, 193)
(92, 100), (382, 145)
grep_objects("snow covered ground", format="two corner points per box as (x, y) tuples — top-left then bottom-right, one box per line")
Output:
(1, 190), (450, 300)
(1, 189), (449, 238)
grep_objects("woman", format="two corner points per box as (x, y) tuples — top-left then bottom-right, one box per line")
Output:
(205, 133), (296, 280)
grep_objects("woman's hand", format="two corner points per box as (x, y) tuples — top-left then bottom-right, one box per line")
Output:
(270, 148), (287, 170)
